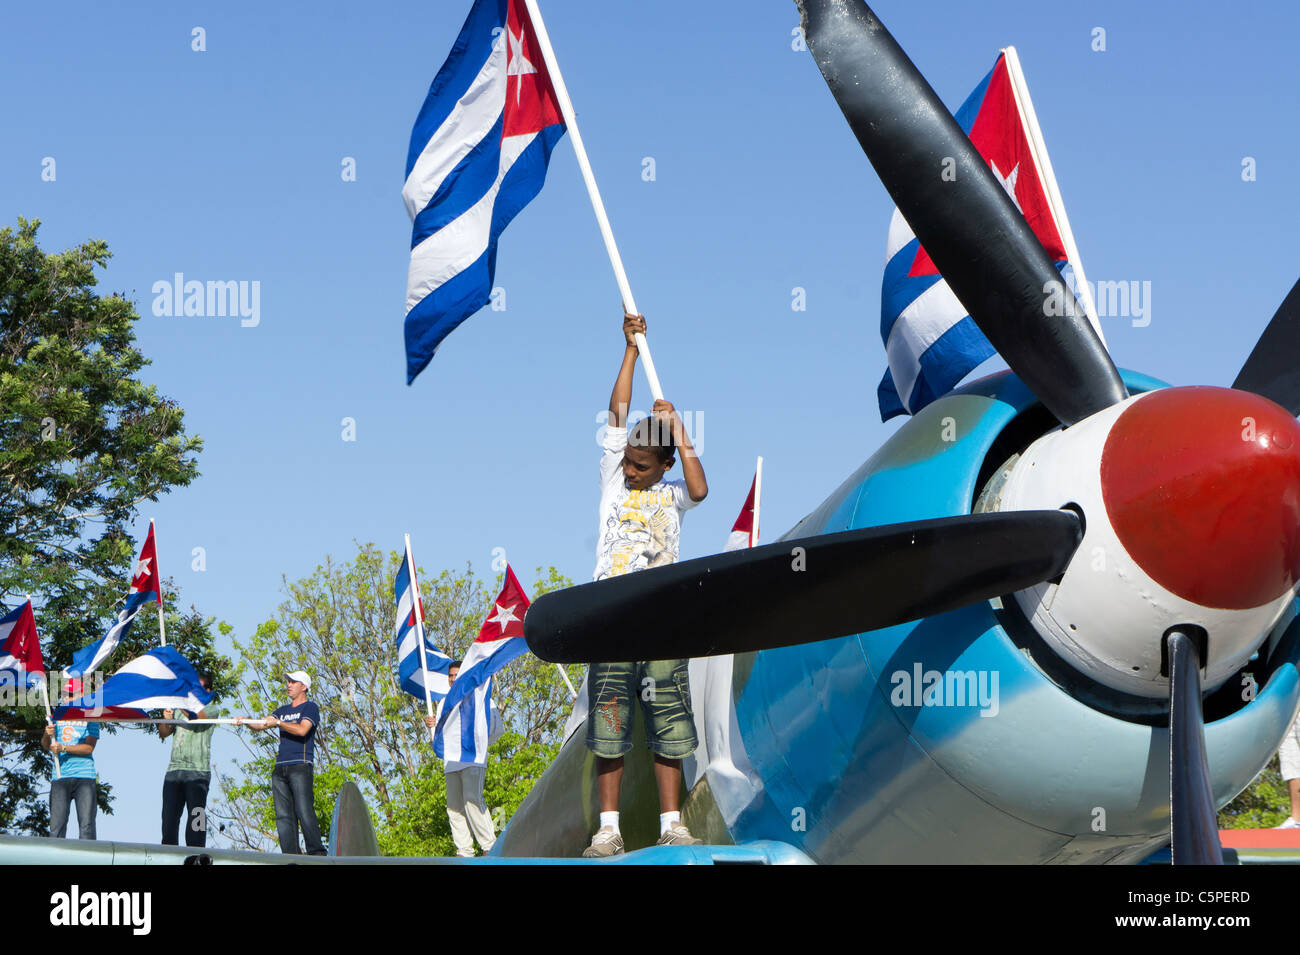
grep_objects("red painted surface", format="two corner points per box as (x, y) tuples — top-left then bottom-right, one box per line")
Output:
(1101, 387), (1300, 610)
(1218, 829), (1300, 849)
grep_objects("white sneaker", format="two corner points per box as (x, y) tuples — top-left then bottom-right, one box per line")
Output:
(582, 827), (624, 858)
(1273, 817), (1300, 829)
(656, 822), (703, 846)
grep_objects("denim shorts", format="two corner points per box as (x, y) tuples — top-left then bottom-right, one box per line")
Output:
(585, 658), (697, 759)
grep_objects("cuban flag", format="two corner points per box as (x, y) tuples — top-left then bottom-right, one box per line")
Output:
(65, 524), (162, 678)
(402, 0), (567, 384)
(395, 543), (455, 702)
(434, 565), (530, 764)
(724, 462), (761, 553)
(55, 646), (212, 721)
(0, 600), (44, 687)
(878, 49), (1104, 421)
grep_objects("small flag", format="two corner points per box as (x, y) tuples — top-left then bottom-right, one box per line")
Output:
(65, 525), (162, 678)
(394, 542), (454, 702)
(402, 0), (567, 384)
(434, 564), (529, 764)
(55, 646), (212, 720)
(0, 600), (44, 687)
(878, 49), (1101, 420)
(724, 470), (759, 552)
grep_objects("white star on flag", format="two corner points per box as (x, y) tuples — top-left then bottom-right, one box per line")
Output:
(487, 602), (520, 634)
(507, 25), (538, 105)
(134, 557), (151, 579)
(989, 160), (1022, 213)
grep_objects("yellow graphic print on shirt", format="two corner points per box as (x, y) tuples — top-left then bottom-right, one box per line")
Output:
(608, 487), (679, 577)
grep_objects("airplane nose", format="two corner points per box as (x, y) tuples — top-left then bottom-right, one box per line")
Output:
(1100, 386), (1300, 610)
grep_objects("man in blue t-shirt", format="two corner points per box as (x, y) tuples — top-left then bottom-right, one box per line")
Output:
(237, 669), (324, 855)
(41, 678), (101, 840)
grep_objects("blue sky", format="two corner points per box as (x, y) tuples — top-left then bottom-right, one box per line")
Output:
(4, 0), (1298, 844)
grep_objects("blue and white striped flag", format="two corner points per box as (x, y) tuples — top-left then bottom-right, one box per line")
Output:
(402, 0), (567, 384)
(434, 676), (505, 766)
(55, 646), (212, 720)
(395, 544), (454, 703)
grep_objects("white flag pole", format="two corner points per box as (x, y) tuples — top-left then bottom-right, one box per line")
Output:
(521, 0), (665, 401)
(555, 664), (578, 701)
(150, 518), (167, 647)
(406, 534), (438, 745)
(752, 457), (763, 547)
(83, 717), (243, 725)
(26, 597), (62, 784)
(1002, 46), (1105, 346)
(42, 679), (62, 780)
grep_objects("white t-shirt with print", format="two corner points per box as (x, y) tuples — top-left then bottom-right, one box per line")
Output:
(593, 425), (700, 581)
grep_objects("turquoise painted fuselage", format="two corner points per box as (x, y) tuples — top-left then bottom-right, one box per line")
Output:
(492, 369), (1300, 862)
(722, 369), (1300, 863)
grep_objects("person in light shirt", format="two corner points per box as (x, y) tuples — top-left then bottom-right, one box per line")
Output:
(582, 312), (709, 858)
(424, 661), (504, 857)
(42, 678), (100, 840)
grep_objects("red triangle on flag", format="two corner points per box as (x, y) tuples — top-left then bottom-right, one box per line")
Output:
(908, 53), (1066, 278)
(132, 524), (162, 598)
(476, 564), (531, 642)
(2, 599), (45, 675)
(503, 0), (564, 140)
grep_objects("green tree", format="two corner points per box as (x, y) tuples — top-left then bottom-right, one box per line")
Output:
(0, 217), (225, 834)
(1219, 755), (1291, 829)
(212, 543), (580, 855)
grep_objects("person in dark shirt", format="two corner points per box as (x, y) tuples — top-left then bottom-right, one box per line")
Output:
(236, 669), (324, 855)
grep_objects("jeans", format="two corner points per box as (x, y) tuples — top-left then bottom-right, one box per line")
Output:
(586, 658), (697, 759)
(162, 769), (211, 847)
(49, 777), (97, 840)
(272, 763), (325, 855)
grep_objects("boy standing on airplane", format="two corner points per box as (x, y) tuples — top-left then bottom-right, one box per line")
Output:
(583, 312), (708, 858)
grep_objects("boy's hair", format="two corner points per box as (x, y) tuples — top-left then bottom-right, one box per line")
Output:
(628, 415), (675, 463)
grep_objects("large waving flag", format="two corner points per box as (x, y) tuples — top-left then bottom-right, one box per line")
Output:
(434, 565), (530, 764)
(395, 540), (454, 703)
(878, 48), (1104, 421)
(0, 599), (44, 687)
(402, 0), (567, 384)
(65, 525), (162, 678)
(55, 646), (212, 721)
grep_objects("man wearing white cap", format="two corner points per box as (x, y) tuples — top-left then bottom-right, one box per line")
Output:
(237, 669), (324, 854)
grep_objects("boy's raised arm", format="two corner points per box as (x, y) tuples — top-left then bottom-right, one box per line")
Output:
(609, 313), (645, 429)
(655, 399), (708, 503)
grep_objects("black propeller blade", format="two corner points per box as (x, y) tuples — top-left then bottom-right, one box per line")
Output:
(525, 509), (1082, 663)
(1232, 278), (1300, 416)
(1166, 629), (1224, 865)
(797, 0), (1128, 427)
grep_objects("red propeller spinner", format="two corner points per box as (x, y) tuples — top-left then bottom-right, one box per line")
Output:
(998, 386), (1300, 698)
(1101, 386), (1300, 612)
